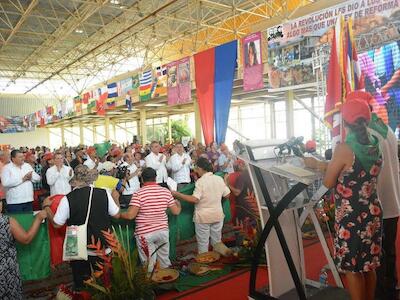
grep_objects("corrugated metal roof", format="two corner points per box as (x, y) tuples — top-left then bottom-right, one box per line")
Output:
(0, 94), (59, 116)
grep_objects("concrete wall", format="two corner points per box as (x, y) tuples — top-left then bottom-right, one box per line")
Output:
(0, 128), (49, 148)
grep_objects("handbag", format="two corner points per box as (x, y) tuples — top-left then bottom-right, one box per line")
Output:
(62, 187), (93, 261)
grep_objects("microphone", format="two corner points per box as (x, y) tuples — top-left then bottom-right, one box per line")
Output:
(276, 136), (304, 157)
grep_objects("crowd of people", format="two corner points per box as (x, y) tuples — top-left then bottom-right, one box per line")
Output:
(0, 138), (258, 298)
(1, 91), (399, 300)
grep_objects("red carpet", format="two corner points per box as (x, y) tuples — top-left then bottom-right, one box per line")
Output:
(157, 222), (400, 300)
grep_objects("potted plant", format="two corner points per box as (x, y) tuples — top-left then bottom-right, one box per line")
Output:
(84, 225), (157, 300)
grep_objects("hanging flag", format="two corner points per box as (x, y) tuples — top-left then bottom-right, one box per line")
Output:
(152, 65), (167, 98)
(167, 57), (192, 105)
(325, 16), (344, 147)
(107, 82), (118, 98)
(139, 70), (152, 102)
(325, 15), (364, 146)
(131, 74), (140, 103)
(119, 77), (133, 96)
(96, 92), (107, 116)
(107, 97), (116, 109)
(243, 32), (264, 91)
(343, 17), (364, 95)
(74, 96), (82, 115)
(82, 92), (90, 104)
(194, 48), (215, 146)
(194, 40), (238, 145)
(125, 94), (132, 111)
(132, 74), (140, 89)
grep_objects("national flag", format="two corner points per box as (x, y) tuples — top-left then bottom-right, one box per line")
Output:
(107, 97), (116, 109)
(107, 82), (118, 98)
(153, 65), (167, 98)
(132, 74), (140, 89)
(82, 92), (90, 104)
(119, 77), (133, 96)
(139, 70), (152, 101)
(342, 17), (365, 99)
(194, 40), (237, 145)
(125, 94), (132, 111)
(156, 65), (167, 77)
(324, 16), (344, 146)
(74, 96), (82, 114)
(46, 106), (53, 116)
(96, 92), (107, 116)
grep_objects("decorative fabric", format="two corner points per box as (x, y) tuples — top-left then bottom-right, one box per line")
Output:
(345, 131), (380, 172)
(369, 113), (388, 139)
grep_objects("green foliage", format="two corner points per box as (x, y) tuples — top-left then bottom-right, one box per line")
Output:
(85, 225), (156, 300)
(163, 120), (192, 143)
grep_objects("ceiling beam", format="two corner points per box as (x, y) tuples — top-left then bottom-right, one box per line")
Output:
(24, 0), (178, 94)
(0, 0), (38, 47)
(6, 0), (110, 86)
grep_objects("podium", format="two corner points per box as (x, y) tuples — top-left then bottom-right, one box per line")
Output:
(239, 140), (344, 299)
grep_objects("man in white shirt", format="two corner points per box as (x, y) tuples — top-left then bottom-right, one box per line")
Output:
(83, 147), (98, 170)
(145, 141), (168, 184)
(1, 149), (41, 212)
(167, 142), (191, 190)
(119, 153), (141, 208)
(218, 144), (235, 174)
(46, 152), (74, 196)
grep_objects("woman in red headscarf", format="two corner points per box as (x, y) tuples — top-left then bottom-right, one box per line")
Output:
(310, 97), (382, 300)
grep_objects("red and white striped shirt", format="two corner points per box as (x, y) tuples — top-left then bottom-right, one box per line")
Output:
(130, 182), (176, 236)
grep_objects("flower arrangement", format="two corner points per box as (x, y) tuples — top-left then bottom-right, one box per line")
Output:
(233, 193), (266, 265)
(84, 225), (157, 300)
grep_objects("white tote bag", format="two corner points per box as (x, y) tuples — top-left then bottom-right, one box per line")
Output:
(62, 187), (93, 261)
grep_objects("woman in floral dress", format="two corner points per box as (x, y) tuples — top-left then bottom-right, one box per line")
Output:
(322, 99), (382, 300)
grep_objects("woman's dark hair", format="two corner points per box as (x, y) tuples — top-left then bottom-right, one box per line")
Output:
(346, 118), (370, 145)
(248, 41), (258, 65)
(196, 157), (213, 172)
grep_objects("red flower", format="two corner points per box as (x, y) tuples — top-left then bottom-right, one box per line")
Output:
(336, 184), (345, 195)
(361, 182), (373, 198)
(370, 243), (381, 255)
(342, 187), (353, 198)
(336, 184), (352, 198)
(361, 212), (368, 219)
(338, 227), (351, 240)
(359, 170), (366, 178)
(369, 204), (381, 216)
(370, 165), (380, 176)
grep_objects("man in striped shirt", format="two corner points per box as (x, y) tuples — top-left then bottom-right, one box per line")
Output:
(120, 167), (181, 272)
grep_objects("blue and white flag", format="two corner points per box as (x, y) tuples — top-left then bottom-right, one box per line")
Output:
(107, 82), (118, 98)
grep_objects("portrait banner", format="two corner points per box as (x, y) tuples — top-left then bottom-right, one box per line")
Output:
(243, 32), (264, 91)
(167, 57), (192, 106)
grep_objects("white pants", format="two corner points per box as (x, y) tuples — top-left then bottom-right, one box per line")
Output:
(135, 229), (171, 272)
(195, 221), (224, 254)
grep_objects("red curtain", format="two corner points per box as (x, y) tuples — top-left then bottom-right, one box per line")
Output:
(194, 48), (215, 146)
